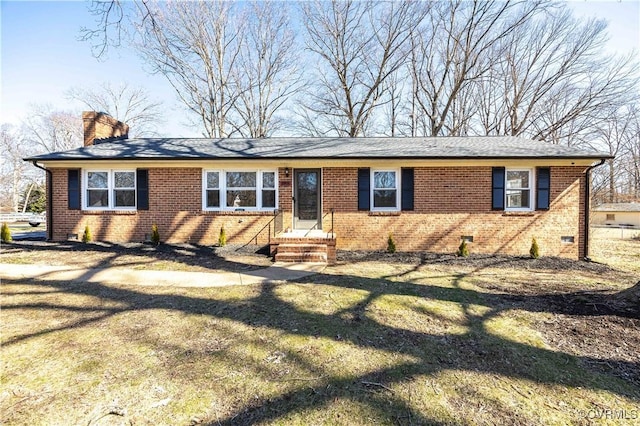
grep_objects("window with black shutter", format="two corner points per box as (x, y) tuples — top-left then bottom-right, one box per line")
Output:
(358, 168), (370, 211)
(536, 167), (550, 210)
(137, 169), (149, 210)
(68, 169), (80, 210)
(492, 167), (505, 210)
(401, 168), (414, 211)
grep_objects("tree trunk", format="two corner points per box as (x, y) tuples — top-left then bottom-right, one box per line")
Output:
(608, 159), (615, 203)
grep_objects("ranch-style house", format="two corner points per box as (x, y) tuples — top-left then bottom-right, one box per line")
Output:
(25, 112), (610, 264)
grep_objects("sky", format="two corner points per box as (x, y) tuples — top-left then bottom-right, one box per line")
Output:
(1, 0), (639, 138)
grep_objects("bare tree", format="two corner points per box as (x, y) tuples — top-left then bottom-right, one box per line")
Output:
(382, 69), (407, 137)
(127, 1), (299, 138)
(80, 0), (156, 58)
(67, 82), (163, 137)
(230, 1), (302, 138)
(21, 105), (83, 153)
(300, 0), (429, 137)
(621, 106), (640, 200)
(0, 125), (40, 212)
(589, 104), (640, 203)
(409, 0), (546, 136)
(483, 8), (639, 144)
(133, 1), (241, 138)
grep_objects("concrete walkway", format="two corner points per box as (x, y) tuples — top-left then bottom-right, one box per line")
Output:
(0, 262), (326, 287)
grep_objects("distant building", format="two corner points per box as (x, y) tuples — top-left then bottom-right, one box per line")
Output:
(592, 203), (640, 228)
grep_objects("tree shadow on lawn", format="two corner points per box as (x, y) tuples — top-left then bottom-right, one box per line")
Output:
(2, 257), (639, 425)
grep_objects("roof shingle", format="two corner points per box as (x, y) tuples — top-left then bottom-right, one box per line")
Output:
(25, 136), (610, 161)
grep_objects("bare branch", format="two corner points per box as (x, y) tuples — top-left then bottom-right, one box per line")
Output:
(67, 82), (164, 137)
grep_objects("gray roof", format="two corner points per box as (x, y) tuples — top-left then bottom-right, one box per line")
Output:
(593, 203), (640, 212)
(25, 136), (611, 162)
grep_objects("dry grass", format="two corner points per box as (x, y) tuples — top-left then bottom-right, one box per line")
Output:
(590, 227), (640, 274)
(1, 232), (639, 425)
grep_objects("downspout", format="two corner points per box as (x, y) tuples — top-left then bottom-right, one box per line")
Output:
(583, 158), (606, 261)
(31, 161), (52, 241)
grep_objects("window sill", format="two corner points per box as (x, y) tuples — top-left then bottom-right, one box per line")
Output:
(501, 211), (536, 217)
(82, 210), (137, 215)
(201, 210), (277, 216)
(368, 211), (401, 216)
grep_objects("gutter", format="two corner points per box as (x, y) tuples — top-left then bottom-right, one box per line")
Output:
(25, 154), (610, 162)
(31, 161), (52, 241)
(583, 158), (607, 261)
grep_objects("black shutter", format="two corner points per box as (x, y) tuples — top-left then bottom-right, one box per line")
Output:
(536, 167), (550, 210)
(401, 168), (414, 211)
(136, 169), (149, 210)
(68, 169), (80, 210)
(492, 167), (505, 211)
(358, 168), (370, 211)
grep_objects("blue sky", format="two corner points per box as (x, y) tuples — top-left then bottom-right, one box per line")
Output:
(1, 0), (185, 135)
(1, 0), (639, 138)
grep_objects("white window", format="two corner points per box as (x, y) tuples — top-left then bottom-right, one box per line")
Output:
(262, 172), (276, 208)
(226, 172), (257, 208)
(205, 171), (221, 208)
(505, 169), (533, 211)
(84, 170), (136, 210)
(203, 170), (277, 211)
(371, 169), (399, 211)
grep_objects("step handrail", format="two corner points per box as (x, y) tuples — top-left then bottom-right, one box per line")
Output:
(236, 209), (282, 251)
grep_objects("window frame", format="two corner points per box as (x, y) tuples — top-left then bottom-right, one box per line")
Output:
(370, 169), (400, 212)
(83, 169), (137, 211)
(204, 170), (222, 210)
(202, 169), (278, 212)
(505, 168), (534, 212)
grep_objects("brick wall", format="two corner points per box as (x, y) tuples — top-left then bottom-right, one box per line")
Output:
(49, 165), (586, 258)
(50, 168), (276, 246)
(322, 166), (585, 258)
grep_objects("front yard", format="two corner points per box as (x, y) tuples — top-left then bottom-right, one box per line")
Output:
(1, 232), (638, 425)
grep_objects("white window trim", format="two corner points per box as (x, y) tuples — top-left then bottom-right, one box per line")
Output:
(505, 168), (534, 212)
(371, 169), (401, 212)
(83, 169), (137, 211)
(202, 169), (278, 211)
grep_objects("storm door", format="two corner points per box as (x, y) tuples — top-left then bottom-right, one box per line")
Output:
(293, 169), (321, 230)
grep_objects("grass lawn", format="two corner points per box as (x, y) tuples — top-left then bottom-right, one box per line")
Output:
(1, 232), (639, 425)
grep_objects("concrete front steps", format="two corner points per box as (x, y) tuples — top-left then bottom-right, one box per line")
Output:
(270, 232), (337, 265)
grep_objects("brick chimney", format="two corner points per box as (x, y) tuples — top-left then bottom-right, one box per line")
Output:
(82, 111), (129, 146)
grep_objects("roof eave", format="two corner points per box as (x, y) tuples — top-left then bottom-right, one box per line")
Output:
(25, 154), (614, 162)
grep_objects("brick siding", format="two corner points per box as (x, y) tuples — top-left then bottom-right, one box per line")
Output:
(50, 165), (586, 258)
(50, 168), (276, 246)
(322, 166), (584, 258)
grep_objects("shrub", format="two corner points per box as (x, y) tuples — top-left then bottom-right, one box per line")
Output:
(457, 239), (469, 257)
(530, 237), (540, 259)
(151, 224), (160, 246)
(82, 225), (92, 243)
(218, 226), (227, 247)
(23, 184), (46, 214)
(1, 223), (12, 243)
(387, 233), (396, 253)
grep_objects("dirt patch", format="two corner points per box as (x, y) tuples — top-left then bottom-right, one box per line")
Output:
(538, 313), (640, 387)
(0, 240), (272, 272)
(337, 250), (615, 274)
